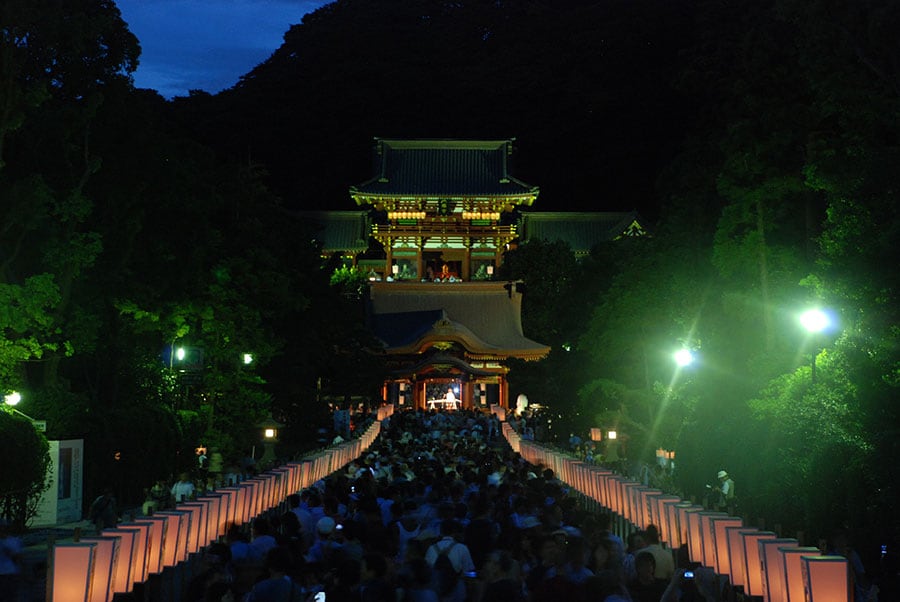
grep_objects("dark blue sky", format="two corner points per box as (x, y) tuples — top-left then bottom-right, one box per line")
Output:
(115, 0), (330, 99)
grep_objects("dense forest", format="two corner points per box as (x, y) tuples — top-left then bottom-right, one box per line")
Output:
(2, 0), (898, 565)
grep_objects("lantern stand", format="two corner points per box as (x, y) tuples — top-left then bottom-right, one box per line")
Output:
(257, 414), (285, 469)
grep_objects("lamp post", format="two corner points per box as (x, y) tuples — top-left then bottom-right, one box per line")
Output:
(3, 391), (47, 432)
(800, 308), (830, 384)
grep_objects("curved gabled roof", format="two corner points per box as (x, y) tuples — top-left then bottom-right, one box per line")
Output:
(368, 281), (549, 360)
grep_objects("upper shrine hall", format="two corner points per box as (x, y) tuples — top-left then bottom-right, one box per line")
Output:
(305, 138), (646, 410)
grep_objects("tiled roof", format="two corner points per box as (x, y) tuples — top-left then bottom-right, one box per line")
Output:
(351, 139), (538, 198)
(372, 309), (446, 348)
(368, 281), (549, 358)
(297, 211), (370, 253)
(519, 211), (646, 254)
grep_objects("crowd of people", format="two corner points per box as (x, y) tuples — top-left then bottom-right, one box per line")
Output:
(183, 409), (717, 602)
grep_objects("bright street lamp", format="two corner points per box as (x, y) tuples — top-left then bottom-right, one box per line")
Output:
(3, 392), (46, 431)
(674, 348), (695, 367)
(800, 308), (832, 384)
(800, 308), (830, 333)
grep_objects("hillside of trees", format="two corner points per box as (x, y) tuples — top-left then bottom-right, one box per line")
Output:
(2, 0), (898, 560)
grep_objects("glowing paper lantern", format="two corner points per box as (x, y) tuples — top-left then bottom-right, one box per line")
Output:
(646, 492), (666, 528)
(726, 527), (758, 588)
(210, 489), (236, 536)
(179, 503), (206, 553)
(134, 517), (166, 575)
(639, 489), (663, 529)
(742, 530), (777, 596)
(759, 538), (798, 602)
(666, 503), (688, 549)
(50, 543), (95, 602)
(802, 556), (849, 602)
(711, 516), (743, 576)
(594, 470), (613, 508)
(779, 547), (822, 602)
(677, 504), (704, 559)
(197, 496), (223, 542)
(698, 512), (728, 568)
(116, 523), (150, 586)
(245, 479), (261, 518)
(154, 510), (190, 565)
(78, 537), (119, 602)
(623, 482), (643, 524)
(101, 528), (136, 593)
(656, 496), (683, 546)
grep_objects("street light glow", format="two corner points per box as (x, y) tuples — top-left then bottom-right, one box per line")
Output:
(800, 308), (830, 333)
(674, 348), (694, 367)
(176, 347), (186, 361)
(243, 353), (254, 365)
(4, 391), (21, 406)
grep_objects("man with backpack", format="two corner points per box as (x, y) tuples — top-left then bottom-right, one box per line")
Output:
(424, 520), (475, 601)
(424, 520), (475, 575)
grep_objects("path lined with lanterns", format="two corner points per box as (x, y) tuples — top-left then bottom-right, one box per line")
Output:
(46, 403), (851, 602)
(46, 405), (394, 601)
(499, 409), (853, 602)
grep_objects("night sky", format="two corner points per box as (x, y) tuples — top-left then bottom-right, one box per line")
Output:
(115, 0), (330, 99)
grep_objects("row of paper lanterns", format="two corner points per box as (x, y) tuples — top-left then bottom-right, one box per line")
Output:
(50, 405), (394, 602)
(501, 421), (850, 602)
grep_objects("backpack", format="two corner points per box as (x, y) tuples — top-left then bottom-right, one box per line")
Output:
(432, 542), (460, 596)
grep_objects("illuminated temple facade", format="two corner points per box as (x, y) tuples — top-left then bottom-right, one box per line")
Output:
(308, 138), (646, 410)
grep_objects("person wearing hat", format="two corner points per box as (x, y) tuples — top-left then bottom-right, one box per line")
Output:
(715, 470), (736, 512)
(305, 516), (342, 564)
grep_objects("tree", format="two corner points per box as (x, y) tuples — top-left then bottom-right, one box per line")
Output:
(0, 412), (51, 531)
(0, 274), (67, 390)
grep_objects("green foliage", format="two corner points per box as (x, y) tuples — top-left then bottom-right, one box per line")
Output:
(0, 274), (66, 389)
(330, 265), (368, 298)
(498, 239), (580, 348)
(0, 412), (51, 532)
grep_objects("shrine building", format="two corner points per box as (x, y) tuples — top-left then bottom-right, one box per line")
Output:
(307, 138), (646, 410)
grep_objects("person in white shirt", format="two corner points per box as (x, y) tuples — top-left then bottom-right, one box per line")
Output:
(171, 473), (195, 503)
(424, 520), (475, 574)
(715, 470), (735, 511)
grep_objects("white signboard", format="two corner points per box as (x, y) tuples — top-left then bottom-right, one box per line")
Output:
(32, 439), (84, 527)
